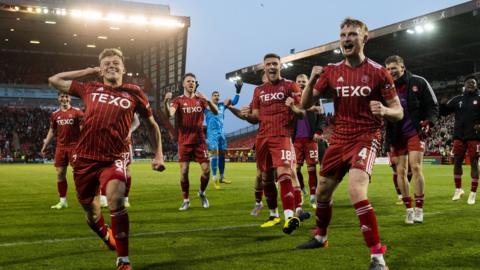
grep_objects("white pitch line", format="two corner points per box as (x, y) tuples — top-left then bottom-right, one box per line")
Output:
(0, 223), (259, 248)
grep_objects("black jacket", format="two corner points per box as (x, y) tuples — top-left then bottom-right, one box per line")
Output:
(292, 109), (324, 140)
(386, 71), (439, 144)
(440, 90), (480, 140)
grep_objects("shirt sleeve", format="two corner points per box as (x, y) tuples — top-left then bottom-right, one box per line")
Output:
(313, 66), (330, 95)
(201, 99), (209, 109)
(251, 88), (260, 111)
(68, 80), (86, 98)
(379, 68), (398, 101)
(76, 109), (84, 122)
(49, 113), (57, 130)
(135, 90), (153, 119)
(170, 97), (179, 110)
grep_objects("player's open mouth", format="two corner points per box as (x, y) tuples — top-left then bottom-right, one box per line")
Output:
(268, 71), (277, 75)
(342, 44), (354, 52)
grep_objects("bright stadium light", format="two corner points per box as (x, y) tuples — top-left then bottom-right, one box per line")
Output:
(45, 21), (56, 24)
(84, 10), (102, 20)
(152, 18), (185, 28)
(110, 26), (120, 30)
(27, 7), (33, 12)
(406, 29), (415, 34)
(106, 13), (126, 22)
(97, 36), (108, 39)
(424, 23), (434, 31)
(333, 48), (341, 54)
(14, 6), (20, 11)
(35, 7), (42, 13)
(42, 8), (49, 14)
(10, 28), (14, 32)
(71, 9), (82, 17)
(30, 40), (40, 44)
(129, 15), (147, 25)
(228, 76), (241, 82)
(61, 9), (67, 16)
(415, 25), (424, 34)
(86, 44), (96, 48)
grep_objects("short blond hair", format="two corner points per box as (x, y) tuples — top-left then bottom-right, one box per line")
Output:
(98, 48), (124, 62)
(296, 74), (308, 80)
(340, 17), (368, 34)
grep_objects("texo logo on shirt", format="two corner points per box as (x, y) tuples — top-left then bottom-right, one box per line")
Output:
(336, 86), (372, 97)
(56, 119), (74, 125)
(259, 92), (285, 102)
(182, 106), (203, 113)
(91, 93), (132, 109)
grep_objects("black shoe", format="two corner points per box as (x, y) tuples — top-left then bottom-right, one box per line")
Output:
(296, 238), (329, 249)
(298, 211), (311, 222)
(282, 217), (300, 234)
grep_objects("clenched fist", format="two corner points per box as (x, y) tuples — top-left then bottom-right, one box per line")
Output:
(370, 100), (387, 117)
(310, 66), (324, 80)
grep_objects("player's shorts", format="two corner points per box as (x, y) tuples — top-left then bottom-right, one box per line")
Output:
(320, 135), (380, 179)
(72, 156), (129, 204)
(178, 142), (209, 163)
(256, 136), (295, 172)
(294, 138), (318, 166)
(207, 133), (227, 151)
(453, 139), (480, 159)
(389, 134), (425, 157)
(54, 147), (74, 167)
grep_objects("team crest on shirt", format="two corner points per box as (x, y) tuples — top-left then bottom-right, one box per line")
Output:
(337, 76), (344, 82)
(183, 103), (188, 106)
(121, 92), (131, 99)
(361, 75), (369, 83)
(278, 86), (284, 92)
(96, 87), (104, 92)
(412, 85), (419, 92)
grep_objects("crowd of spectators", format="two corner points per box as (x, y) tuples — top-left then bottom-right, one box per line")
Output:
(0, 107), (177, 163)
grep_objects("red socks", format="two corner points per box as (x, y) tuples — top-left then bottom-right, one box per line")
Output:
(315, 201), (332, 236)
(57, 180), (67, 198)
(87, 215), (108, 240)
(454, 174), (462, 189)
(354, 200), (380, 248)
(414, 194), (424, 208)
(200, 174), (209, 193)
(263, 180), (278, 210)
(402, 196), (413, 208)
(307, 166), (317, 195)
(278, 173), (295, 212)
(471, 178), (479, 193)
(180, 179), (189, 199)
(110, 207), (129, 257)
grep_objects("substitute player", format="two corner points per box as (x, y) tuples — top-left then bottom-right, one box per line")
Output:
(384, 55), (438, 224)
(165, 73), (218, 211)
(293, 74), (324, 208)
(296, 18), (403, 270)
(440, 75), (480, 204)
(49, 48), (165, 270)
(206, 80), (242, 189)
(41, 93), (83, 209)
(242, 53), (306, 234)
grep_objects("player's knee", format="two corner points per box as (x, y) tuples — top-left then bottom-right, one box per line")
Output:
(107, 195), (124, 210)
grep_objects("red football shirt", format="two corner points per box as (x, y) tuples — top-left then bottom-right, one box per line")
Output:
(50, 107), (83, 148)
(170, 95), (208, 144)
(251, 79), (301, 138)
(314, 58), (397, 142)
(69, 80), (152, 161)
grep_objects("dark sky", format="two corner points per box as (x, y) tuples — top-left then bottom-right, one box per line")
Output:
(136, 0), (467, 133)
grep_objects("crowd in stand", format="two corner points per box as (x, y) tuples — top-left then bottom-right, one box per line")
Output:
(0, 107), (177, 163)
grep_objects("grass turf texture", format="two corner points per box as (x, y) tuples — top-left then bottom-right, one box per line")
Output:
(0, 162), (479, 270)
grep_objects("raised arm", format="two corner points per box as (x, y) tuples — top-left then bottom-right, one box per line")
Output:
(301, 66), (324, 109)
(40, 128), (55, 156)
(48, 67), (100, 93)
(144, 116), (165, 171)
(285, 97), (305, 119)
(164, 92), (176, 118)
(196, 92), (218, 115)
(230, 79), (243, 106)
(227, 104), (259, 124)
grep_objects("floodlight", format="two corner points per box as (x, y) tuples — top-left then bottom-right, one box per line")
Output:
(406, 29), (415, 34)
(333, 48), (341, 54)
(415, 25), (424, 34)
(424, 23), (434, 31)
(30, 40), (40, 44)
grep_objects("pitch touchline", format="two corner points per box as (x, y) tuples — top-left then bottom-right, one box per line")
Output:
(0, 224), (259, 248)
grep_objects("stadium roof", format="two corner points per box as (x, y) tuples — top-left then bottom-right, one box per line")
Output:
(226, 1), (480, 85)
(0, 0), (190, 56)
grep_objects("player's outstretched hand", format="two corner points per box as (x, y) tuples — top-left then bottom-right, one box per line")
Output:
(152, 158), (166, 172)
(310, 66), (324, 80)
(369, 100), (386, 117)
(164, 92), (173, 101)
(285, 97), (295, 107)
(235, 79), (243, 94)
(195, 81), (200, 92)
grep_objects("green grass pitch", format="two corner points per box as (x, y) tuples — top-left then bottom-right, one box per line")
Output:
(0, 162), (479, 270)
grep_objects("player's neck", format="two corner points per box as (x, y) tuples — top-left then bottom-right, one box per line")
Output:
(184, 91), (195, 98)
(103, 78), (122, 88)
(345, 53), (366, 67)
(268, 77), (282, 84)
(60, 104), (71, 111)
